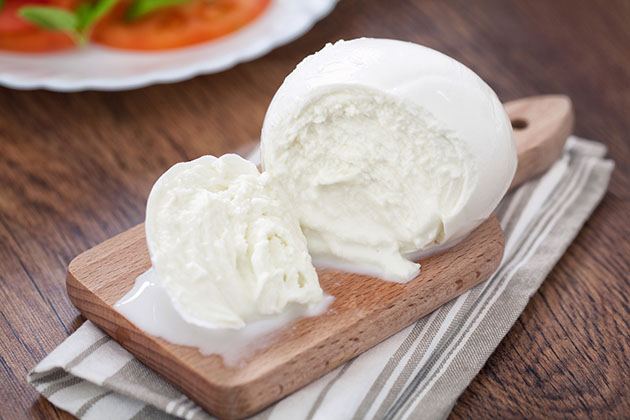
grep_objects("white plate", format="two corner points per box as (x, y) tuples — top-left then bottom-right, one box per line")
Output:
(0, 0), (336, 91)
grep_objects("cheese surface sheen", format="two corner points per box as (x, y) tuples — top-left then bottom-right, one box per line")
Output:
(261, 38), (517, 281)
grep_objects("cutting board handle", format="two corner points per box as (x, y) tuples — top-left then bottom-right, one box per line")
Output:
(505, 95), (574, 190)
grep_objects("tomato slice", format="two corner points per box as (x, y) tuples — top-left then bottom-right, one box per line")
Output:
(0, 0), (77, 52)
(0, 30), (75, 51)
(0, 0), (41, 33)
(92, 0), (270, 50)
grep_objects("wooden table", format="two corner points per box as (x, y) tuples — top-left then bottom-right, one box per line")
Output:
(1, 0), (628, 418)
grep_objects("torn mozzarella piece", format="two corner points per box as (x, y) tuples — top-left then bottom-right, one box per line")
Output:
(145, 154), (323, 329)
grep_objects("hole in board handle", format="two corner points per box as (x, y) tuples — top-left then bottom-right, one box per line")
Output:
(511, 118), (528, 130)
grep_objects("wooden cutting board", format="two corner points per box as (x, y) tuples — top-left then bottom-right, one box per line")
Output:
(67, 95), (573, 419)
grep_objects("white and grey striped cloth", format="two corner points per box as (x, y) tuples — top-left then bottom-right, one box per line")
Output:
(29, 137), (614, 420)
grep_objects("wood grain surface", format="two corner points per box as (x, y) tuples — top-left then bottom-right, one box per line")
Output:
(1, 0), (628, 419)
(67, 218), (502, 419)
(506, 96), (574, 189)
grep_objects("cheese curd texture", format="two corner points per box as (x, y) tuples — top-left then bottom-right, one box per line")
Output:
(145, 154), (323, 329)
(261, 38), (517, 281)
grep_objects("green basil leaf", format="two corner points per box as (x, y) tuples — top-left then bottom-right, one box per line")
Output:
(0, 0), (5, 12)
(19, 6), (78, 31)
(77, 0), (118, 31)
(75, 3), (93, 29)
(125, 0), (189, 21)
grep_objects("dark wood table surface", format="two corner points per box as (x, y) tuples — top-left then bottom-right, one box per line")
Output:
(1, 0), (628, 418)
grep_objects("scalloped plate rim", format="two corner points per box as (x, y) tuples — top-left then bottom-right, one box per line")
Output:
(0, 0), (337, 91)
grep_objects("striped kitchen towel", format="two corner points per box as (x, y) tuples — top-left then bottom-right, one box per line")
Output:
(28, 136), (614, 420)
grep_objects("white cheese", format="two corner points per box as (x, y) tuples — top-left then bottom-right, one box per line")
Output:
(261, 38), (517, 281)
(145, 154), (323, 329)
